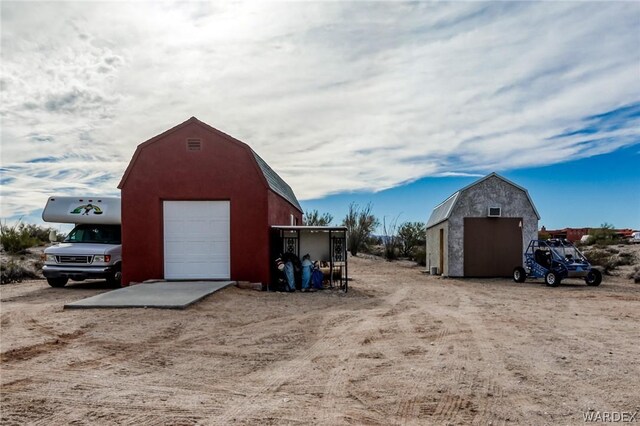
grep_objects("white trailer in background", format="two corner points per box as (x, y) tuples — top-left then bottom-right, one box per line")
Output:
(42, 196), (122, 287)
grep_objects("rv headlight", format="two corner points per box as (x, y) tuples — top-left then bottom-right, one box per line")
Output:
(45, 254), (56, 263)
(93, 255), (111, 263)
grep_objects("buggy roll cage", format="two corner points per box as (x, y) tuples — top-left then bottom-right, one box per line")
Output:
(528, 239), (587, 262)
(516, 238), (602, 286)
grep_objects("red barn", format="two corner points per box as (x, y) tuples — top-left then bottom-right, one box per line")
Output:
(118, 117), (302, 286)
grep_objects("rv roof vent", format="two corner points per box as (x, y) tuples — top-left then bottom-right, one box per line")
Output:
(488, 207), (502, 217)
(187, 139), (202, 151)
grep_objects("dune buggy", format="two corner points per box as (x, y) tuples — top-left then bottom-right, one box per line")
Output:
(513, 239), (602, 287)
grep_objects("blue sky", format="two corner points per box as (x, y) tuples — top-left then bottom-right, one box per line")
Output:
(302, 144), (640, 230)
(303, 103), (640, 230)
(1, 2), (639, 231)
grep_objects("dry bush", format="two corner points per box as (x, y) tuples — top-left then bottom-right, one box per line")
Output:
(0, 222), (38, 254)
(398, 222), (426, 258)
(342, 203), (379, 256)
(1, 260), (39, 284)
(584, 247), (636, 275)
(0, 221), (64, 254)
(303, 210), (333, 226)
(411, 246), (426, 266)
(628, 266), (640, 284)
(382, 216), (400, 260)
(588, 223), (625, 246)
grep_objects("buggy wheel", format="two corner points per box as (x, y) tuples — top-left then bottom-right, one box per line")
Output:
(513, 267), (526, 283)
(47, 277), (68, 288)
(545, 271), (559, 287)
(585, 269), (602, 286)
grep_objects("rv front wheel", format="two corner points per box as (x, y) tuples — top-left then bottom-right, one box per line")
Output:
(106, 264), (122, 287)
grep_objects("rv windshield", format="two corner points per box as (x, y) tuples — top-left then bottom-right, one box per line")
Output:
(64, 224), (121, 244)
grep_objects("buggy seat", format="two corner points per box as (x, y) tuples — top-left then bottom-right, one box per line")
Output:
(535, 249), (551, 268)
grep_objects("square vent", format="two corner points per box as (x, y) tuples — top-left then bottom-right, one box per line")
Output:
(488, 206), (502, 217)
(186, 138), (202, 151)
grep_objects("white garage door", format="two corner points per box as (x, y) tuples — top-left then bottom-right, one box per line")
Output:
(163, 201), (230, 280)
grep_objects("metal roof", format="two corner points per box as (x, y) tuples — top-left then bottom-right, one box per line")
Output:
(119, 117), (303, 213)
(425, 172), (541, 229)
(252, 150), (302, 212)
(426, 192), (459, 229)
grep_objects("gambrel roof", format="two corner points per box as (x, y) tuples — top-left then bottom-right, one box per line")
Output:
(251, 150), (302, 211)
(118, 117), (302, 212)
(426, 172), (540, 229)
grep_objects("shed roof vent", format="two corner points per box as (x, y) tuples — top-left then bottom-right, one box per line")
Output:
(488, 206), (502, 217)
(187, 138), (202, 151)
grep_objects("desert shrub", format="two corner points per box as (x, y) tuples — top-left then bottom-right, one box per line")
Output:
(363, 244), (384, 257)
(22, 223), (65, 244)
(538, 231), (551, 240)
(382, 216), (400, 260)
(589, 223), (622, 246)
(383, 246), (399, 260)
(412, 246), (426, 266)
(360, 235), (383, 256)
(628, 266), (640, 284)
(0, 220), (65, 254)
(617, 252), (635, 266)
(303, 210), (333, 226)
(584, 248), (636, 275)
(0, 260), (38, 284)
(0, 221), (38, 254)
(583, 248), (613, 272)
(364, 235), (383, 246)
(398, 222), (426, 257)
(342, 203), (379, 256)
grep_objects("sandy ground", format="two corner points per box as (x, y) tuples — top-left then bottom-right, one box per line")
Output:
(1, 256), (639, 425)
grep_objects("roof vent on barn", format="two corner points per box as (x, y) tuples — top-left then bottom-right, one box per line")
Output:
(488, 206), (502, 217)
(186, 138), (202, 151)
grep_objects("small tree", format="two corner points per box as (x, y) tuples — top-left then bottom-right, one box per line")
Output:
(342, 202), (379, 256)
(0, 220), (38, 254)
(382, 215), (400, 260)
(590, 223), (618, 245)
(538, 230), (551, 241)
(22, 223), (66, 244)
(397, 221), (426, 257)
(303, 210), (333, 226)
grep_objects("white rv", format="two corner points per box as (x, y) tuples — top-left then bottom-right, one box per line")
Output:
(42, 196), (122, 287)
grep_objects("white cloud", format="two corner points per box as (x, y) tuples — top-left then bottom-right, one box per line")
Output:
(1, 1), (639, 218)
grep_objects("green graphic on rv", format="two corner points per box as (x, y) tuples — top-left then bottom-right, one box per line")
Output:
(70, 204), (104, 215)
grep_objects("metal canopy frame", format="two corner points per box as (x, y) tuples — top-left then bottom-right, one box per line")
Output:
(271, 226), (349, 292)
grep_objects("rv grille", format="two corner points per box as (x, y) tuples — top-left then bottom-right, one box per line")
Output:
(57, 256), (91, 264)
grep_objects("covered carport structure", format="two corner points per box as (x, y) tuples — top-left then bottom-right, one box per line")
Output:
(270, 226), (348, 291)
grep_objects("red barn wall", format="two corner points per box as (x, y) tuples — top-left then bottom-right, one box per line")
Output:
(120, 122), (273, 285)
(268, 191), (302, 226)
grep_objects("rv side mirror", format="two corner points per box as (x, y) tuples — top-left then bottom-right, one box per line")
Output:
(49, 230), (57, 243)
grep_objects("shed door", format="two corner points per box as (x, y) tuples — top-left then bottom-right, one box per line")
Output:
(463, 218), (522, 277)
(163, 201), (230, 279)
